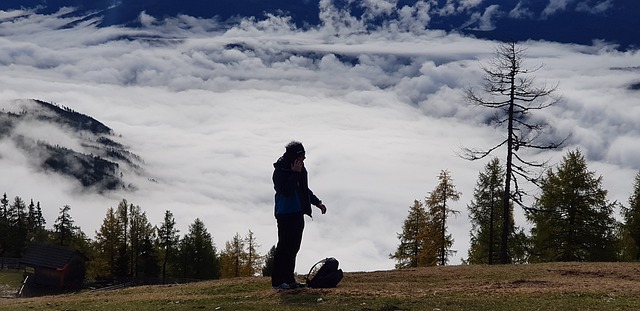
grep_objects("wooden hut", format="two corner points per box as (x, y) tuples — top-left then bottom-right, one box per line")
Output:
(21, 243), (87, 290)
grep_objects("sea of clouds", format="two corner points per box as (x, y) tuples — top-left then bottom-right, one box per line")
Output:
(1, 4), (639, 272)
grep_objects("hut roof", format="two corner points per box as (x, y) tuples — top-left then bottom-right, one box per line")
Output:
(21, 243), (85, 270)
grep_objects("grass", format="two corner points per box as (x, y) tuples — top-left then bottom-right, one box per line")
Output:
(0, 270), (24, 299)
(2, 262), (640, 310)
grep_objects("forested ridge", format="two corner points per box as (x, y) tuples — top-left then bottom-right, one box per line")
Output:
(0, 99), (142, 191)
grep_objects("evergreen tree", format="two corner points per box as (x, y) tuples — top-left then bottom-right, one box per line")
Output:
(0, 193), (9, 257)
(26, 199), (36, 235)
(528, 149), (618, 262)
(620, 171), (640, 261)
(467, 159), (528, 264)
(177, 218), (220, 279)
(461, 42), (565, 263)
(157, 210), (179, 283)
(95, 207), (121, 277)
(53, 205), (77, 247)
(128, 204), (156, 277)
(114, 199), (129, 277)
(26, 199), (47, 242)
(262, 245), (276, 277)
(390, 200), (436, 268)
(425, 170), (461, 266)
(34, 201), (46, 241)
(7, 196), (28, 257)
(139, 236), (161, 280)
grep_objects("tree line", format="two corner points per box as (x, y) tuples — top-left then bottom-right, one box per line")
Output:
(0, 197), (277, 283)
(392, 42), (640, 267)
(391, 150), (640, 267)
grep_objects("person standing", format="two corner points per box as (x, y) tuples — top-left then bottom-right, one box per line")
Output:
(271, 141), (327, 289)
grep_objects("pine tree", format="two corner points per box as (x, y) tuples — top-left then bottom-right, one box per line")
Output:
(528, 149), (618, 262)
(54, 205), (77, 247)
(139, 236), (161, 280)
(25, 199), (46, 243)
(620, 171), (640, 261)
(177, 218), (220, 279)
(7, 196), (28, 257)
(390, 200), (435, 268)
(425, 170), (461, 266)
(262, 245), (276, 277)
(157, 210), (179, 282)
(34, 201), (46, 241)
(468, 158), (504, 264)
(128, 204), (155, 277)
(467, 159), (528, 264)
(0, 193), (9, 257)
(115, 199), (129, 277)
(27, 199), (36, 236)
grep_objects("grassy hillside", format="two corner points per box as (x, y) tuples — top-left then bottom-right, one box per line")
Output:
(2, 262), (640, 310)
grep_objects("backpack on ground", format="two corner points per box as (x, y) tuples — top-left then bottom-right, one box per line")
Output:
(305, 257), (344, 288)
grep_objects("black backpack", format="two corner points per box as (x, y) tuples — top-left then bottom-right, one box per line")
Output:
(305, 257), (344, 288)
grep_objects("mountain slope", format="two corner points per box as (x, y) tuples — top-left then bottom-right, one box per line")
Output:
(0, 99), (142, 192)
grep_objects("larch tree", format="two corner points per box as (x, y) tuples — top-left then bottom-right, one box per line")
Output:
(244, 230), (263, 276)
(620, 171), (640, 261)
(95, 207), (121, 277)
(528, 149), (618, 262)
(461, 42), (565, 264)
(390, 200), (436, 268)
(425, 170), (461, 266)
(467, 158), (528, 264)
(220, 233), (247, 278)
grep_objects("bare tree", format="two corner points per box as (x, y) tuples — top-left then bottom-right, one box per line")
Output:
(461, 42), (565, 264)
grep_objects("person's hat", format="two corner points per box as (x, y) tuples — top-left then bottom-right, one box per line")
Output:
(285, 141), (305, 155)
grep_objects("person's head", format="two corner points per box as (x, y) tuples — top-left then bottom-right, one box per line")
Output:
(284, 141), (306, 162)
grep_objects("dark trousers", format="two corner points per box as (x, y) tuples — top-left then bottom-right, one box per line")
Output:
(271, 213), (305, 286)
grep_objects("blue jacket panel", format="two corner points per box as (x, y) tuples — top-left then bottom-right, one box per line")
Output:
(272, 156), (321, 218)
(274, 191), (302, 216)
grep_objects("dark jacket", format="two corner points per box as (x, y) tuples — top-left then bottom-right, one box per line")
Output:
(273, 156), (321, 217)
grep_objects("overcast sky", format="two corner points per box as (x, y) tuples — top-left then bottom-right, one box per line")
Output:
(1, 6), (639, 273)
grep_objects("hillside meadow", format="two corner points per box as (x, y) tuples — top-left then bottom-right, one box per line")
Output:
(2, 262), (640, 311)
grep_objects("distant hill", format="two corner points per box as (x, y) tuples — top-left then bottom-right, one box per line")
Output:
(0, 0), (637, 49)
(0, 99), (142, 192)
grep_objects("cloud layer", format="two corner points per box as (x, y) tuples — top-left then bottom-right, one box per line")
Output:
(1, 8), (639, 272)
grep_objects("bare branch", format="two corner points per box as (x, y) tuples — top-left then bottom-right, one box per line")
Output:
(458, 139), (508, 161)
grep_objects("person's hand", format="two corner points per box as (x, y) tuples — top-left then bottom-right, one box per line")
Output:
(317, 203), (327, 214)
(291, 158), (304, 172)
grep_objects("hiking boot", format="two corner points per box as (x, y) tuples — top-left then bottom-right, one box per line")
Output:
(289, 282), (306, 289)
(273, 283), (292, 290)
